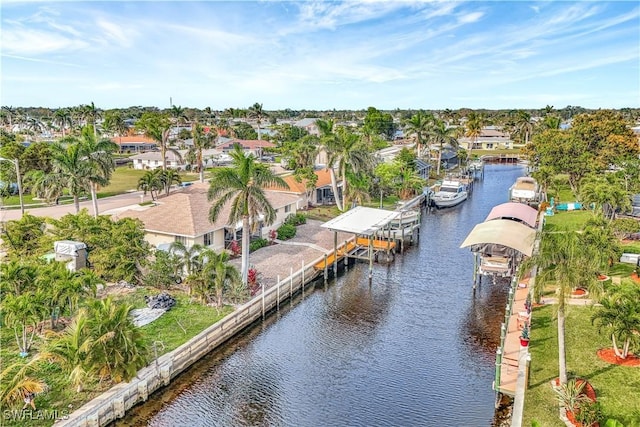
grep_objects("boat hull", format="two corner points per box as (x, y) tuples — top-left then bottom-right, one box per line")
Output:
(432, 192), (468, 208)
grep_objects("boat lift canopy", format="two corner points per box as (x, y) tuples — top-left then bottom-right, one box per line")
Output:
(485, 202), (539, 229)
(460, 219), (536, 257)
(321, 206), (400, 236)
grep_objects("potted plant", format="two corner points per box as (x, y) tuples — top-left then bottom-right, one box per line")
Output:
(520, 323), (530, 347)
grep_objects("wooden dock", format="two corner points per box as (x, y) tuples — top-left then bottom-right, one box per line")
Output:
(496, 276), (530, 396)
(313, 241), (357, 270)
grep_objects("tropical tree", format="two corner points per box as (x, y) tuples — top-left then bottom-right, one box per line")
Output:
(465, 111), (484, 158)
(170, 105), (188, 125)
(48, 140), (91, 213)
(580, 174), (631, 220)
(403, 111), (432, 158)
(76, 126), (118, 217)
(84, 297), (148, 382)
(248, 102), (268, 140)
(0, 359), (47, 408)
(428, 118), (459, 176)
(160, 169), (181, 195)
(136, 112), (180, 171)
(0, 214), (46, 257)
(189, 249), (241, 306)
(591, 284), (640, 359)
(207, 145), (288, 285)
(2, 292), (45, 356)
(322, 127), (374, 211)
(137, 169), (163, 201)
(79, 102), (101, 138)
(169, 241), (204, 283)
(521, 230), (599, 385)
(190, 122), (217, 182)
(512, 110), (534, 144)
(54, 108), (73, 137)
(102, 110), (128, 141)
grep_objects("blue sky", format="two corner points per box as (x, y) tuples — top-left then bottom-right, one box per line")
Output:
(1, 1), (639, 110)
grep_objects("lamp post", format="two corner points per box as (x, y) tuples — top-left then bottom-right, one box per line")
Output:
(0, 157), (24, 215)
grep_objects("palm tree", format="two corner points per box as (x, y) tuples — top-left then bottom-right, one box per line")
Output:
(102, 110), (128, 141)
(248, 102), (268, 140)
(136, 112), (181, 171)
(521, 230), (599, 385)
(169, 241), (203, 286)
(324, 127), (374, 211)
(160, 169), (181, 196)
(75, 126), (118, 217)
(85, 297), (148, 382)
(137, 169), (163, 201)
(465, 111), (484, 158)
(0, 359), (47, 408)
(580, 175), (630, 221)
(428, 118), (459, 176)
(513, 110), (534, 144)
(170, 105), (188, 125)
(207, 145), (288, 285)
(189, 249), (240, 306)
(403, 111), (433, 158)
(591, 284), (640, 359)
(48, 141), (91, 213)
(80, 102), (101, 138)
(39, 310), (93, 392)
(2, 292), (45, 356)
(54, 108), (73, 137)
(190, 122), (217, 182)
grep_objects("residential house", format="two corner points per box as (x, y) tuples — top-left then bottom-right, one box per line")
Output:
(115, 183), (302, 251)
(111, 135), (158, 153)
(293, 118), (320, 136)
(130, 151), (186, 170)
(217, 139), (276, 158)
(458, 126), (513, 150)
(267, 169), (342, 207)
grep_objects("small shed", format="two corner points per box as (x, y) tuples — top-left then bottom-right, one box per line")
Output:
(54, 240), (88, 272)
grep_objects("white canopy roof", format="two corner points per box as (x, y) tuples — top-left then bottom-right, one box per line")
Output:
(460, 219), (536, 257)
(321, 206), (400, 236)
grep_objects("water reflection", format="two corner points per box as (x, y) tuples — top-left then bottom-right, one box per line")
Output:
(120, 164), (525, 427)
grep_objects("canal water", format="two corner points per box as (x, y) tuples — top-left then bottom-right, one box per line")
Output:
(120, 164), (525, 427)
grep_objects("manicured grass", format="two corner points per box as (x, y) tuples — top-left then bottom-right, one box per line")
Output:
(523, 305), (640, 426)
(98, 167), (203, 198)
(1, 193), (38, 206)
(305, 205), (342, 222)
(544, 210), (594, 232)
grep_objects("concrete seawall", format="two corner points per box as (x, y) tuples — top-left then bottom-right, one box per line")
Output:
(57, 254), (329, 427)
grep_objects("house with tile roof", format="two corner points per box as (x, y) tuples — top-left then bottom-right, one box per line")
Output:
(115, 182), (302, 251)
(111, 135), (158, 153)
(129, 151), (186, 170)
(458, 126), (513, 150)
(217, 139), (276, 158)
(266, 168), (342, 208)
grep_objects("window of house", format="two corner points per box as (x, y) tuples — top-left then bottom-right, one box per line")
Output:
(284, 204), (291, 213)
(204, 232), (214, 246)
(175, 235), (187, 245)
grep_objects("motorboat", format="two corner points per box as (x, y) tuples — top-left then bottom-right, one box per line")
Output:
(430, 180), (468, 208)
(508, 177), (542, 207)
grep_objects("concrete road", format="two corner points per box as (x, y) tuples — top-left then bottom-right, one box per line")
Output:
(0, 190), (149, 221)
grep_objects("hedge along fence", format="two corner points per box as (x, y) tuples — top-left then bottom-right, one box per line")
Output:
(56, 242), (355, 427)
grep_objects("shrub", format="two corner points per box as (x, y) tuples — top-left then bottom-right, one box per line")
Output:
(249, 238), (268, 252)
(277, 223), (297, 240)
(575, 400), (602, 427)
(285, 213), (306, 226)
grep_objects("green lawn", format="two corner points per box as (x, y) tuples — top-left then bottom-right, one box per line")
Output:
(98, 167), (203, 198)
(524, 305), (640, 426)
(544, 210), (594, 232)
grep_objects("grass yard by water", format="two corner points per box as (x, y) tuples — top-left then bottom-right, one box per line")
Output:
(523, 305), (640, 426)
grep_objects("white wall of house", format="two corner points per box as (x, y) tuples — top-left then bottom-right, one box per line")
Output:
(133, 159), (185, 170)
(262, 202), (299, 237)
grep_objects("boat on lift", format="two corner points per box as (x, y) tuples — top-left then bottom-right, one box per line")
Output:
(431, 180), (468, 209)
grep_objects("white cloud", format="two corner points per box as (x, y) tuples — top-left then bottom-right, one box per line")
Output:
(1, 28), (89, 55)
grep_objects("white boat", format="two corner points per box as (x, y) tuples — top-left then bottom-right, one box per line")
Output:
(431, 180), (468, 208)
(509, 177), (542, 207)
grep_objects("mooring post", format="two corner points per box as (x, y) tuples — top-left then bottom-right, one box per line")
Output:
(262, 284), (266, 319)
(368, 237), (374, 282)
(290, 267), (293, 298)
(333, 231), (338, 276)
(500, 322), (506, 348)
(344, 240), (349, 269)
(301, 260), (305, 297)
(323, 253), (328, 283)
(472, 253), (478, 289)
(495, 348), (502, 393)
(276, 277), (280, 311)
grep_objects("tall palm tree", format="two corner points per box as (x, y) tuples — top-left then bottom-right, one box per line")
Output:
(521, 230), (599, 385)
(160, 169), (181, 196)
(137, 169), (163, 201)
(136, 112), (181, 171)
(189, 249), (240, 306)
(207, 145), (288, 285)
(48, 141), (91, 213)
(403, 111), (433, 158)
(170, 105), (188, 125)
(80, 102), (101, 138)
(428, 118), (459, 176)
(248, 102), (268, 140)
(54, 108), (73, 137)
(102, 110), (128, 142)
(75, 126), (118, 217)
(324, 127), (373, 211)
(190, 121), (217, 183)
(513, 110), (534, 145)
(465, 111), (484, 158)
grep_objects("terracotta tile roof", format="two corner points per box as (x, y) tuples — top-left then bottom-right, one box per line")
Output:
(266, 169), (335, 193)
(117, 182), (301, 237)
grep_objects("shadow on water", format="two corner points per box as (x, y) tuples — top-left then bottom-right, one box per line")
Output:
(118, 164), (527, 427)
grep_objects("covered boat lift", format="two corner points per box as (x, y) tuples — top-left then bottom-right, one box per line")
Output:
(320, 206), (411, 281)
(460, 219), (536, 286)
(485, 202), (539, 229)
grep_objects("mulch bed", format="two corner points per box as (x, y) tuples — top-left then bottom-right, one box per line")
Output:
(597, 348), (640, 367)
